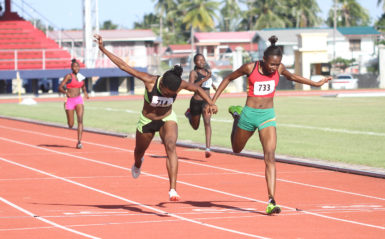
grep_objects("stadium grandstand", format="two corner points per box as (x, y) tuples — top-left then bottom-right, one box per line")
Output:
(0, 0), (155, 95)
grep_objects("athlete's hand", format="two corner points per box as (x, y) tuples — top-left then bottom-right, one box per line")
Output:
(206, 104), (218, 115)
(94, 34), (103, 49)
(314, 76), (332, 87)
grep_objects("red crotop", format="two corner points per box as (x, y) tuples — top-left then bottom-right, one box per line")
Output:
(247, 61), (279, 98)
(66, 73), (84, 89)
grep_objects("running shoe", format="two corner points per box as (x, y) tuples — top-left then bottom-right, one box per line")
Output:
(131, 157), (144, 179)
(76, 142), (82, 149)
(205, 148), (212, 158)
(169, 189), (180, 201)
(228, 105), (243, 117)
(266, 199), (281, 215)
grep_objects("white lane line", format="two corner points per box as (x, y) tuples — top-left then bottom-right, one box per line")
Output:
(0, 196), (100, 239)
(174, 160), (385, 202)
(0, 156), (268, 239)
(1, 137), (385, 230)
(86, 107), (385, 137)
(1, 124), (384, 202)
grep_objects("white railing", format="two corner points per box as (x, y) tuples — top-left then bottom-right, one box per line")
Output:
(0, 48), (72, 70)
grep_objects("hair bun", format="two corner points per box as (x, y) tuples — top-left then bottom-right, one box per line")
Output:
(71, 58), (77, 64)
(172, 65), (183, 77)
(268, 36), (278, 46)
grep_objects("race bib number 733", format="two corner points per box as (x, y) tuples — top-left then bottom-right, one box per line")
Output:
(253, 80), (275, 96)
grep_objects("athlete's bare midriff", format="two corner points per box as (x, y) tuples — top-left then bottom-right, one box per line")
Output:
(193, 88), (210, 101)
(142, 101), (172, 120)
(66, 87), (81, 98)
(245, 96), (274, 109)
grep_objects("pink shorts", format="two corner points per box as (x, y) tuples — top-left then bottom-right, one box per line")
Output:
(65, 95), (84, 110)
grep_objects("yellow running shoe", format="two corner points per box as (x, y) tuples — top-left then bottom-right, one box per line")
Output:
(228, 105), (243, 116)
(266, 202), (281, 215)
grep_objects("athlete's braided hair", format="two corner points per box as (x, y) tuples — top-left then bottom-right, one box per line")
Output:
(162, 65), (183, 91)
(263, 36), (282, 58)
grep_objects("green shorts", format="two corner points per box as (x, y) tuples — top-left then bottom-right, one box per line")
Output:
(137, 110), (178, 133)
(237, 106), (276, 132)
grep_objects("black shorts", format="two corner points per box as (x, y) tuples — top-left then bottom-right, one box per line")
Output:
(189, 97), (207, 116)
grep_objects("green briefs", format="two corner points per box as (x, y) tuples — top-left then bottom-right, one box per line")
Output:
(137, 110), (178, 133)
(237, 106), (276, 132)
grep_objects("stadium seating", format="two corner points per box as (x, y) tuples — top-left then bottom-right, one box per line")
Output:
(0, 19), (81, 70)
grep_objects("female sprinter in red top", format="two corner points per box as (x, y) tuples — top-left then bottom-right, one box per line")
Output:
(59, 59), (89, 149)
(95, 34), (218, 201)
(212, 36), (331, 214)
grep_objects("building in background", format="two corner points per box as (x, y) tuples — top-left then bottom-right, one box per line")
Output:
(47, 29), (160, 74)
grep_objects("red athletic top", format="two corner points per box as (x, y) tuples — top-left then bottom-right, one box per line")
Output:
(247, 61), (279, 98)
(66, 73), (84, 89)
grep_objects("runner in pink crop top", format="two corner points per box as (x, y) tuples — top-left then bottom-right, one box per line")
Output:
(58, 59), (89, 150)
(247, 61), (279, 98)
(66, 73), (84, 88)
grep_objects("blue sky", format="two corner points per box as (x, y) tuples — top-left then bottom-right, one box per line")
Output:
(12, 0), (384, 30)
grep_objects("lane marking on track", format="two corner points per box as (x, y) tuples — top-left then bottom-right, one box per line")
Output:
(0, 156), (268, 239)
(0, 196), (100, 239)
(1, 124), (384, 202)
(1, 136), (385, 230)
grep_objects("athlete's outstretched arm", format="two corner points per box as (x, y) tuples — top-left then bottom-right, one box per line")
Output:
(279, 64), (332, 87)
(212, 63), (250, 103)
(94, 34), (155, 83)
(181, 80), (218, 114)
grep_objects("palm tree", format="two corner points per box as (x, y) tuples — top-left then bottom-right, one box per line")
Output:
(134, 13), (159, 29)
(289, 0), (322, 28)
(180, 0), (219, 68)
(180, 0), (219, 32)
(248, 0), (288, 30)
(219, 0), (242, 32)
(153, 0), (177, 44)
(378, 0), (385, 12)
(326, 0), (370, 27)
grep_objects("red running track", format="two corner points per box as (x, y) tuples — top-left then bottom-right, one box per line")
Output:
(0, 118), (384, 239)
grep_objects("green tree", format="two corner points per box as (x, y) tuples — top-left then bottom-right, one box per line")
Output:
(378, 0), (385, 12)
(376, 0), (385, 33)
(154, 0), (177, 37)
(288, 0), (322, 27)
(375, 14), (385, 33)
(134, 13), (159, 29)
(249, 0), (288, 30)
(101, 20), (118, 30)
(219, 0), (242, 31)
(326, 0), (370, 27)
(330, 57), (356, 71)
(181, 0), (219, 32)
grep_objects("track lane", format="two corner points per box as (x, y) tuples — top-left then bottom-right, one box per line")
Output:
(0, 118), (384, 238)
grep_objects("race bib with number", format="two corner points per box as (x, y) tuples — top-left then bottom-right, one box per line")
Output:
(253, 80), (275, 96)
(150, 95), (174, 107)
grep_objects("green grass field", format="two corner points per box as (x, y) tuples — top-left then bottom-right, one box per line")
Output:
(1, 95), (384, 169)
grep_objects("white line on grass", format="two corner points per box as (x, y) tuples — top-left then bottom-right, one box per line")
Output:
(0, 196), (100, 239)
(1, 136), (385, 230)
(86, 107), (385, 137)
(0, 156), (268, 239)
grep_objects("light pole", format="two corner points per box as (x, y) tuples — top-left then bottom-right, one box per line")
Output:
(333, 0), (337, 62)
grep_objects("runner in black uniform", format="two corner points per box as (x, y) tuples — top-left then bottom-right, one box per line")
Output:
(185, 53), (217, 158)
